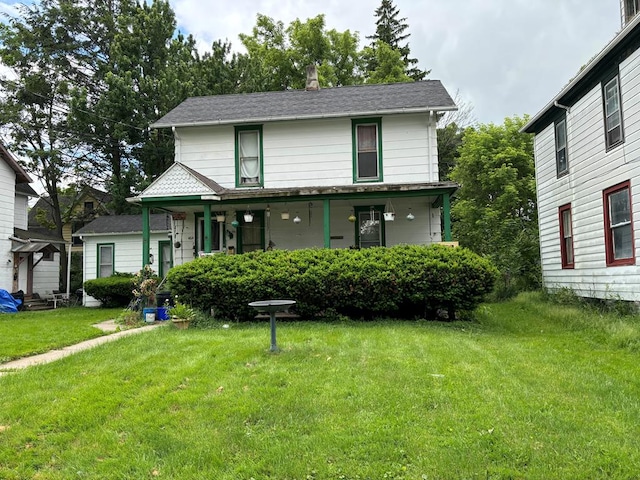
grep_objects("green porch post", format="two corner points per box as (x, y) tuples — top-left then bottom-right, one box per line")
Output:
(323, 199), (331, 248)
(142, 206), (150, 266)
(442, 192), (452, 241)
(203, 204), (212, 252)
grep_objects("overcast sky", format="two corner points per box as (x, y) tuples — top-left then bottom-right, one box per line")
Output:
(169, 0), (622, 125)
(0, 0), (624, 125)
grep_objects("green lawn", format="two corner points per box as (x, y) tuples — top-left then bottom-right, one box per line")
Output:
(0, 293), (639, 479)
(0, 307), (122, 362)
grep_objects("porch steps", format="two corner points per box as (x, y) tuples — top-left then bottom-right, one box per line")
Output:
(23, 296), (54, 311)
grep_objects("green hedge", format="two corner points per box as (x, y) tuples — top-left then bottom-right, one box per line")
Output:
(83, 273), (134, 308)
(166, 245), (498, 321)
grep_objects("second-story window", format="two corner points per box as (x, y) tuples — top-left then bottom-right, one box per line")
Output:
(603, 75), (624, 150)
(235, 125), (263, 187)
(352, 118), (383, 182)
(555, 117), (568, 176)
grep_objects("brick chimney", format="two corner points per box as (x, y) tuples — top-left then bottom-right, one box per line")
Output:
(305, 64), (320, 91)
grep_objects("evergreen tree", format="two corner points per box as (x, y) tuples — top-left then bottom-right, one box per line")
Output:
(366, 0), (428, 81)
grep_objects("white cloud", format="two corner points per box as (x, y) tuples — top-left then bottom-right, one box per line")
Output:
(168, 0), (621, 124)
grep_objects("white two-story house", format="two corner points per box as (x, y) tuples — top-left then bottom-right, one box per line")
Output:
(522, 2), (640, 301)
(128, 70), (458, 269)
(0, 142), (62, 300)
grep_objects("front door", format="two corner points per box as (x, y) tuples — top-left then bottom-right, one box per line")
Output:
(158, 240), (172, 278)
(239, 211), (265, 253)
(355, 206), (385, 248)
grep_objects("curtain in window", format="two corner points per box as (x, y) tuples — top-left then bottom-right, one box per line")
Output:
(239, 131), (260, 183)
(357, 125), (377, 152)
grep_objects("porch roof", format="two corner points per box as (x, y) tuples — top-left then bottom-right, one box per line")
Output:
(130, 179), (458, 206)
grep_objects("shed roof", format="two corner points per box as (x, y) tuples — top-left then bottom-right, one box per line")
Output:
(152, 81), (457, 128)
(73, 214), (171, 236)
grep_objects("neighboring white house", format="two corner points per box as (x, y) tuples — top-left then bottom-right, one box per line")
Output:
(128, 73), (458, 269)
(522, 3), (640, 301)
(0, 142), (62, 299)
(73, 214), (171, 307)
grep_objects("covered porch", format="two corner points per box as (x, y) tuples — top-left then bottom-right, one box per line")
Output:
(131, 181), (457, 268)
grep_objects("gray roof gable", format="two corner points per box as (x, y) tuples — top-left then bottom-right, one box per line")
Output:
(73, 214), (170, 236)
(152, 81), (456, 128)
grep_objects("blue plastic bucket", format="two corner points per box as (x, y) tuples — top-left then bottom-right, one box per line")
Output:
(156, 306), (169, 321)
(142, 307), (156, 323)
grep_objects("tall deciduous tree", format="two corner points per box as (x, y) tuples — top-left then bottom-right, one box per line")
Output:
(366, 0), (428, 80)
(437, 91), (476, 180)
(449, 115), (539, 296)
(0, 0), (99, 290)
(239, 14), (362, 91)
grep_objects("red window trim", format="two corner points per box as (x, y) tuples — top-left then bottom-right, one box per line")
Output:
(603, 180), (635, 266)
(558, 203), (574, 269)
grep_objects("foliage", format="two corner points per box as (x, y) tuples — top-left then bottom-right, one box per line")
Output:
(450, 115), (540, 296)
(83, 274), (134, 308)
(168, 299), (196, 320)
(166, 245), (498, 321)
(115, 309), (144, 328)
(238, 14), (363, 91)
(2, 293), (640, 478)
(362, 40), (412, 84)
(131, 265), (159, 307)
(366, 0), (428, 80)
(436, 90), (476, 180)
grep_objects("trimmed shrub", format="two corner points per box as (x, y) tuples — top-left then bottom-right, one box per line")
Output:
(83, 273), (134, 308)
(166, 245), (498, 321)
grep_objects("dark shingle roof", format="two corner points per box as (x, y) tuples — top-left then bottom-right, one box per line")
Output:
(152, 81), (456, 128)
(73, 214), (170, 236)
(15, 183), (38, 196)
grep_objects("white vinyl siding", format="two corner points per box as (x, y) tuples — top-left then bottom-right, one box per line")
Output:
(174, 113), (437, 189)
(535, 47), (640, 300)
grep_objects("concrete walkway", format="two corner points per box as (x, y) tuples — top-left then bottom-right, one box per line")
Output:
(0, 321), (164, 374)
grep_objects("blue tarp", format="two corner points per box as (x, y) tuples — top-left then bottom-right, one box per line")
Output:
(0, 289), (21, 313)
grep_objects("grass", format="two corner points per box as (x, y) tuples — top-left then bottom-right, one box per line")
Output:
(0, 293), (639, 479)
(0, 307), (122, 362)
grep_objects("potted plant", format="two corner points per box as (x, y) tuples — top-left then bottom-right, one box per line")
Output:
(168, 299), (195, 329)
(132, 265), (159, 322)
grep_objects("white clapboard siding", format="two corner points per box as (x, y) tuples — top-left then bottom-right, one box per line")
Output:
(174, 114), (437, 189)
(82, 232), (170, 307)
(535, 47), (640, 301)
(0, 159), (15, 291)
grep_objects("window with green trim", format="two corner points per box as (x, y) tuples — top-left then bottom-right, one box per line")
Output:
(97, 243), (114, 278)
(235, 125), (263, 187)
(352, 118), (382, 182)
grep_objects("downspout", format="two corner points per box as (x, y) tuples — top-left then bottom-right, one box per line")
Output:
(428, 111), (434, 181)
(66, 242), (72, 298)
(142, 206), (150, 266)
(554, 101), (570, 113)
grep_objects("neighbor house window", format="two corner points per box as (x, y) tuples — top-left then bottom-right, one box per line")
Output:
(603, 181), (635, 266)
(84, 201), (94, 214)
(559, 204), (574, 268)
(555, 117), (568, 176)
(235, 125), (263, 187)
(603, 75), (624, 150)
(97, 243), (114, 278)
(352, 118), (383, 182)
